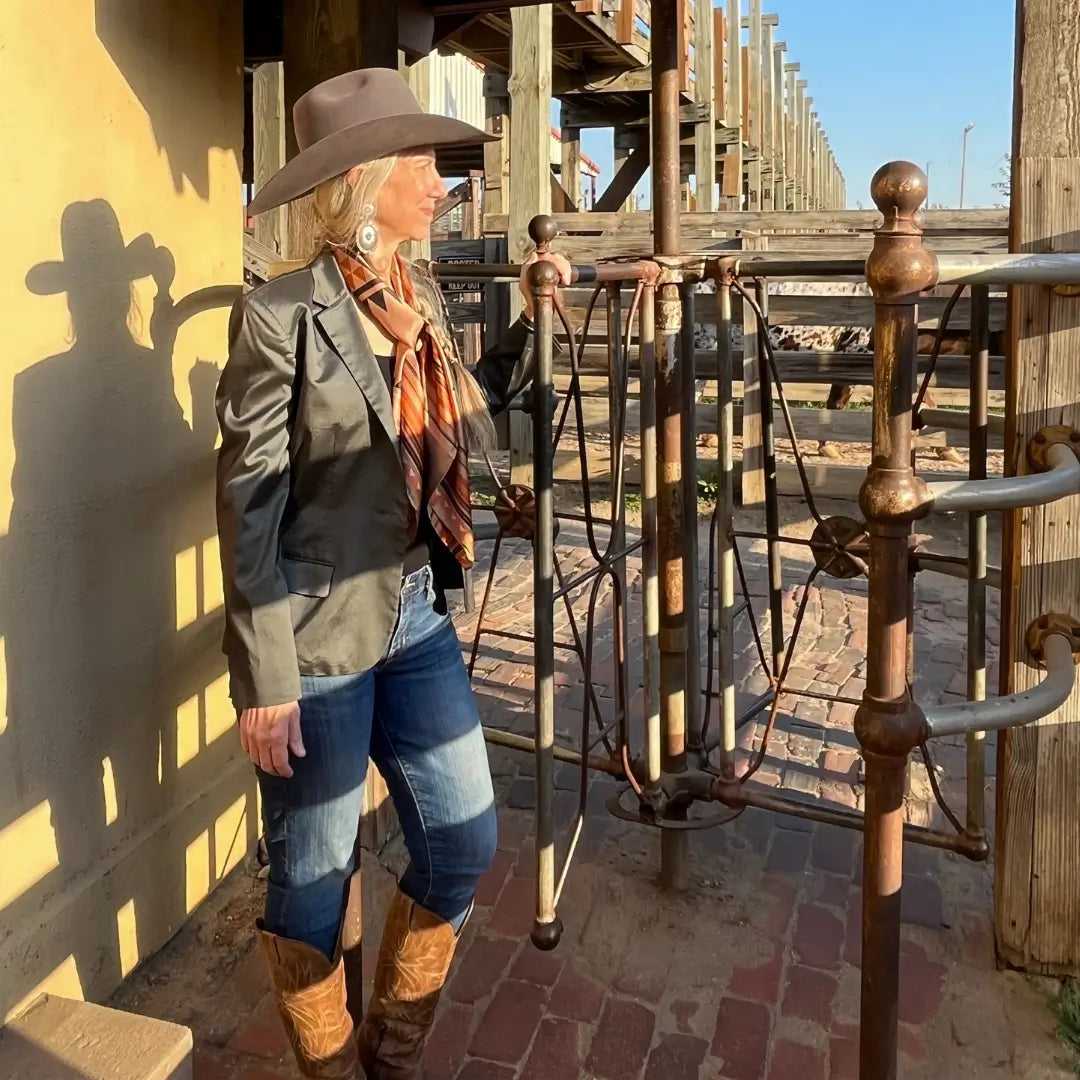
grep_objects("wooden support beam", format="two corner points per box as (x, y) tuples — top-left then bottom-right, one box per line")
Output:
(723, 0), (743, 207)
(714, 6), (726, 133)
(694, 0), (716, 211)
(559, 124), (583, 208)
(506, 3), (553, 485)
(593, 143), (650, 212)
(995, 0), (1080, 977)
(796, 80), (808, 210)
(253, 62), (287, 256)
(282, 0), (397, 259)
(745, 0), (763, 210)
(784, 62), (799, 208)
(772, 41), (787, 209)
(761, 20), (776, 210)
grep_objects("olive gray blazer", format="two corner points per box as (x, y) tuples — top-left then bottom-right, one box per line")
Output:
(215, 252), (534, 710)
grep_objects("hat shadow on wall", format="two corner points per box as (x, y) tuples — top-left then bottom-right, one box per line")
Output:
(0, 197), (252, 1019)
(94, 0), (241, 200)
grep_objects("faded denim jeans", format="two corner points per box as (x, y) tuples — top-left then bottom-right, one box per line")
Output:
(256, 564), (498, 958)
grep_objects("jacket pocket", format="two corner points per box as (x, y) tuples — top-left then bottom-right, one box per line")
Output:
(281, 555), (334, 598)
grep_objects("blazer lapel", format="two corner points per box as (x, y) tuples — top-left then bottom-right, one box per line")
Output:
(309, 252), (398, 446)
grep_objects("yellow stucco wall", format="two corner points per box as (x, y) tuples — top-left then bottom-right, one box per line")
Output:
(0, 1), (251, 1020)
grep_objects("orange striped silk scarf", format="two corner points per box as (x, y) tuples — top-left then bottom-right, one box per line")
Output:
(332, 246), (474, 568)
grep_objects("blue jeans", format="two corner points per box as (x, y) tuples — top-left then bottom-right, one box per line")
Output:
(257, 565), (497, 958)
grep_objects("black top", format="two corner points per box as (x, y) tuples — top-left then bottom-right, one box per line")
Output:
(374, 352), (432, 577)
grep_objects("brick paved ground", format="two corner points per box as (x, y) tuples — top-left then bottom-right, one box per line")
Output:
(113, 502), (1073, 1079)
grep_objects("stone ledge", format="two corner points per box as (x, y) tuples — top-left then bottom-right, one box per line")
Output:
(0, 994), (192, 1080)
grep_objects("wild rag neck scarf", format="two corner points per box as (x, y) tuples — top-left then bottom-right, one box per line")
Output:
(332, 246), (474, 568)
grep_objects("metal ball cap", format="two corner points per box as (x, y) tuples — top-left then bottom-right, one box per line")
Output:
(528, 214), (558, 246)
(870, 161), (928, 219)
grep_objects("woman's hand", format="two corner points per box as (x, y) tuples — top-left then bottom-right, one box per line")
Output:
(239, 702), (306, 778)
(519, 251), (573, 320)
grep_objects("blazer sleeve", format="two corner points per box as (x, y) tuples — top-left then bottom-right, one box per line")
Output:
(215, 294), (301, 710)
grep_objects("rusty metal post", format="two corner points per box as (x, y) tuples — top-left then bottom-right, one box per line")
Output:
(528, 255), (563, 951)
(640, 285), (663, 788)
(966, 284), (990, 831)
(856, 162), (935, 1080)
(652, 0), (688, 889)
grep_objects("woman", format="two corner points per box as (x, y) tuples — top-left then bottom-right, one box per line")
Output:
(217, 68), (570, 1079)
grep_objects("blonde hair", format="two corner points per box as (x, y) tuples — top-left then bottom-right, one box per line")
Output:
(313, 162), (496, 451)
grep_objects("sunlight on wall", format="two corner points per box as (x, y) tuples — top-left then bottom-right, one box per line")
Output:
(184, 829), (210, 915)
(116, 898), (139, 978)
(176, 693), (201, 769)
(175, 545), (199, 631)
(0, 637), (7, 736)
(0, 800), (59, 910)
(4, 955), (83, 1025)
(214, 794), (247, 879)
(203, 535), (224, 614)
(204, 672), (234, 745)
(102, 757), (118, 826)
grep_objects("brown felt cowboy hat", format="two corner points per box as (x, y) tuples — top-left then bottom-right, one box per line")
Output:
(247, 67), (495, 216)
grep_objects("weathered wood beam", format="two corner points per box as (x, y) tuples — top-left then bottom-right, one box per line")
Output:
(506, 3), (552, 484)
(693, 0), (716, 211)
(253, 62), (287, 256)
(559, 125), (583, 208)
(594, 143), (650, 212)
(723, 0), (743, 207)
(556, 65), (654, 95)
(996, 0), (1080, 977)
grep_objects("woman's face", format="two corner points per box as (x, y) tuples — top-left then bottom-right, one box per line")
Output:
(374, 149), (446, 244)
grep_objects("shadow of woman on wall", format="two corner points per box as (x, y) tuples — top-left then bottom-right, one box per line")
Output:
(0, 198), (245, 1017)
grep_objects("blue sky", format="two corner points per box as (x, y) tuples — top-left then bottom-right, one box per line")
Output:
(571, 0), (1015, 209)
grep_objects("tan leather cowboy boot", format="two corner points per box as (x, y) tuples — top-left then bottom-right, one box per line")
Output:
(357, 889), (467, 1079)
(258, 924), (360, 1079)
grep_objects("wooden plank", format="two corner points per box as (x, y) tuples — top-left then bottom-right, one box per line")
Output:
(741, 235), (766, 504)
(761, 21), (775, 209)
(996, 158), (1080, 967)
(593, 144), (650, 212)
(693, 0), (716, 211)
(507, 4), (553, 486)
(714, 7), (725, 131)
(253, 62), (287, 256)
(483, 207), (1009, 235)
(483, 85), (510, 219)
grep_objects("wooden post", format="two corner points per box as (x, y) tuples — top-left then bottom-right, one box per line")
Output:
(560, 125), (583, 208)
(612, 132), (639, 211)
(723, 0), (743, 209)
(507, 4), (553, 486)
(796, 81), (808, 209)
(744, 0), (763, 210)
(253, 62), (287, 255)
(483, 72), (511, 448)
(694, 0), (716, 211)
(785, 63), (799, 209)
(772, 41), (787, 210)
(995, 0), (1080, 977)
(404, 54), (433, 261)
(760, 18), (776, 210)
(282, 0), (397, 259)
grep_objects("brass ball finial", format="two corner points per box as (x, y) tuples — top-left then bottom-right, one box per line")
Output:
(870, 161), (928, 221)
(527, 258), (561, 291)
(528, 214), (558, 251)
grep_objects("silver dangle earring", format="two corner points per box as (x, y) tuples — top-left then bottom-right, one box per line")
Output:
(357, 203), (378, 255)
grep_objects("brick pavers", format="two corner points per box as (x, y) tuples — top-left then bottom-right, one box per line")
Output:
(112, 510), (1074, 1079)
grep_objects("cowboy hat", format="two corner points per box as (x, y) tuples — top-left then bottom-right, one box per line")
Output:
(247, 67), (495, 216)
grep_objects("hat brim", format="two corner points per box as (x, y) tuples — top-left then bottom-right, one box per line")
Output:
(248, 113), (496, 216)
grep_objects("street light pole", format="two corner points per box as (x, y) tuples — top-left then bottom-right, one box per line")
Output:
(960, 122), (975, 208)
